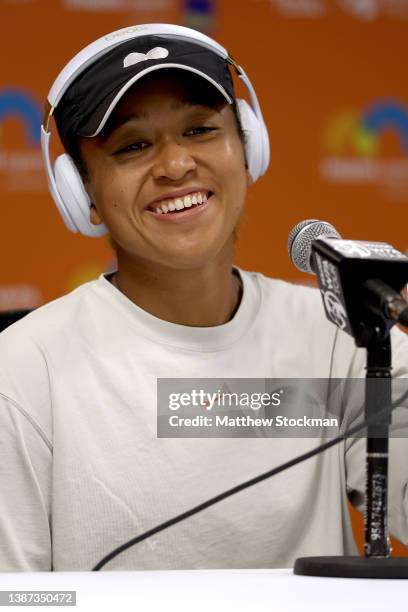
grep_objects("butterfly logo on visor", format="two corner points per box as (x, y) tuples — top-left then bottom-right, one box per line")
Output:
(123, 47), (170, 68)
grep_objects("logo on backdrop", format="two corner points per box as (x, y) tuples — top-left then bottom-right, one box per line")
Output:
(0, 88), (43, 192)
(0, 284), (42, 311)
(269, 0), (326, 17)
(269, 0), (408, 20)
(338, 0), (408, 20)
(62, 0), (173, 12)
(62, 0), (215, 32)
(319, 99), (408, 202)
(183, 0), (215, 32)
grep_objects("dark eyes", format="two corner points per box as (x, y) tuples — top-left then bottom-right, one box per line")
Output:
(116, 142), (149, 154)
(185, 126), (217, 136)
(115, 126), (217, 155)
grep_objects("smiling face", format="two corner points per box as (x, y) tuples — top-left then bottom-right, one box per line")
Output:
(79, 71), (249, 273)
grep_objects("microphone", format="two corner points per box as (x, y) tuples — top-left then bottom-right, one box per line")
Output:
(288, 219), (341, 274)
(287, 219), (408, 346)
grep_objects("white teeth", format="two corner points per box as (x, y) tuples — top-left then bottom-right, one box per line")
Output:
(153, 191), (209, 213)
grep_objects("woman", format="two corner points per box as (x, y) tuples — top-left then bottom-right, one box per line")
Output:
(1, 24), (407, 571)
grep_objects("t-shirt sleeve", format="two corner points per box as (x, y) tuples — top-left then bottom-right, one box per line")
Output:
(0, 322), (53, 571)
(0, 394), (52, 570)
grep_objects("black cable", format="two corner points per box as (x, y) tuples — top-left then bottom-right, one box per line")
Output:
(92, 387), (408, 571)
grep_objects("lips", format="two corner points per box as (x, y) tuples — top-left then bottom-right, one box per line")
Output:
(146, 192), (213, 222)
(146, 189), (212, 213)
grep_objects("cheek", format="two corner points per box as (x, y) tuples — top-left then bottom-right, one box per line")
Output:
(90, 163), (133, 220)
(218, 139), (248, 207)
(221, 133), (246, 166)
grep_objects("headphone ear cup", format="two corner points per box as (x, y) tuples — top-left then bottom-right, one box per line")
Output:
(54, 154), (107, 237)
(236, 99), (268, 183)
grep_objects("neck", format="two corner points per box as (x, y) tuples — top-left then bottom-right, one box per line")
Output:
(111, 255), (242, 327)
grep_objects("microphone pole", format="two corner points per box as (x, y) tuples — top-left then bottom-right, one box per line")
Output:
(364, 332), (391, 559)
(288, 219), (408, 578)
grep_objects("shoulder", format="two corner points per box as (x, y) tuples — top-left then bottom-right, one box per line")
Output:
(0, 278), (102, 352)
(245, 269), (407, 377)
(237, 268), (342, 376)
(0, 279), (104, 434)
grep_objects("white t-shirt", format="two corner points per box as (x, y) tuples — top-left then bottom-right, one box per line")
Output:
(0, 267), (407, 571)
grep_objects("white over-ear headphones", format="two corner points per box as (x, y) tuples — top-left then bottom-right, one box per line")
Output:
(41, 23), (270, 237)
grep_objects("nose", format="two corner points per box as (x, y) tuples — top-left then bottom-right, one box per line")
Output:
(151, 140), (196, 181)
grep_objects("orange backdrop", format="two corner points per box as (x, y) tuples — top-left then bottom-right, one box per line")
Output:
(1, 0), (407, 555)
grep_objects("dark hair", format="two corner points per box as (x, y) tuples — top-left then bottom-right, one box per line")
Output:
(58, 70), (247, 178)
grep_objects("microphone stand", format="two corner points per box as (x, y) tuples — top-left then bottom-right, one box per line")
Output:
(294, 327), (408, 578)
